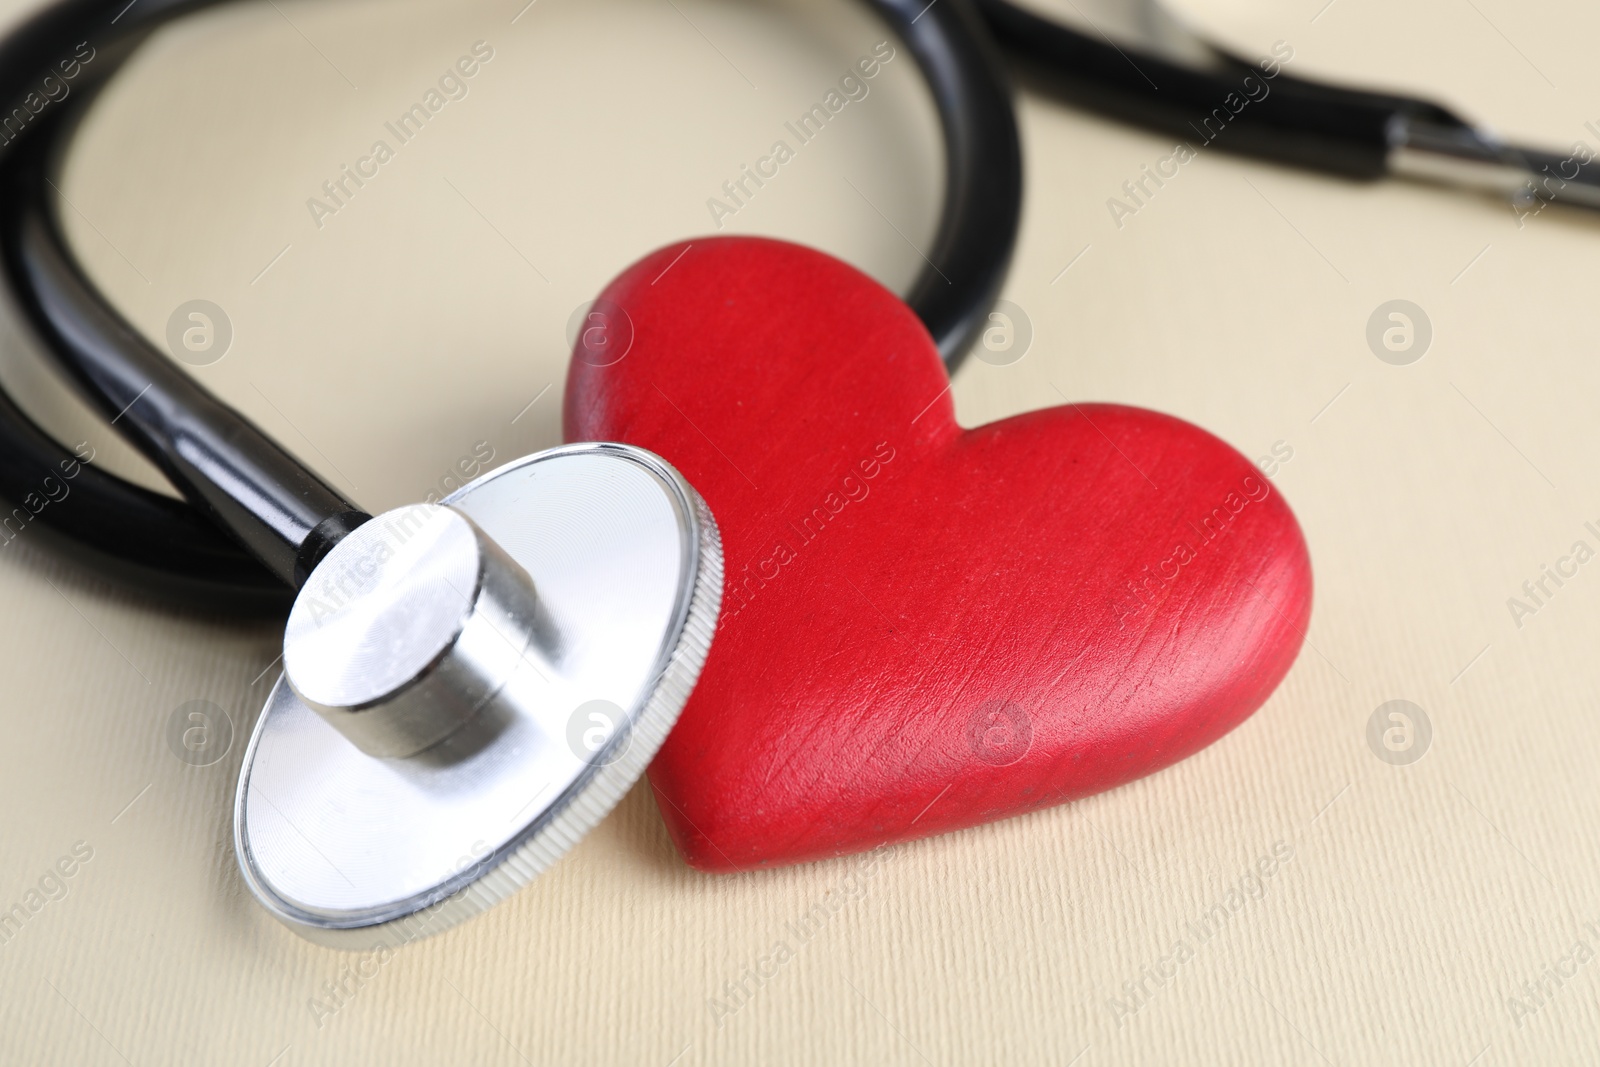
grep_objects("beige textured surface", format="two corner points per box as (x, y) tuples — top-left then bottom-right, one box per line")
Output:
(1, 0), (1599, 1062)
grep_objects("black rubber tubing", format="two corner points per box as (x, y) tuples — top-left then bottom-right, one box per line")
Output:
(0, 0), (1023, 604)
(976, 0), (1467, 179)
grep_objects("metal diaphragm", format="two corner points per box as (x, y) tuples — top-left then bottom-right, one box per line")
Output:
(233, 443), (722, 947)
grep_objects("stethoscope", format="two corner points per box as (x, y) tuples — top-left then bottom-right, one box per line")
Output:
(0, 0), (1587, 946)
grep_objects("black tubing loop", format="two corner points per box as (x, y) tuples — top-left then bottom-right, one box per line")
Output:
(866, 0), (1022, 367)
(0, 0), (1023, 607)
(0, 1), (295, 597)
(0, 347), (288, 595)
(1, 102), (369, 589)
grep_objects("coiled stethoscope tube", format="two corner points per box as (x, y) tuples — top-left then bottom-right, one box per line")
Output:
(0, 0), (1022, 602)
(5, 0), (1593, 606)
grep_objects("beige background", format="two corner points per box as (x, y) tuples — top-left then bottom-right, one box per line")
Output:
(1, 0), (1599, 1062)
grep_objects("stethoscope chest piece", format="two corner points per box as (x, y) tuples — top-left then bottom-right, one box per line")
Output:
(233, 443), (722, 947)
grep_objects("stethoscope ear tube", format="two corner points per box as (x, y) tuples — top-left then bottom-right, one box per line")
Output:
(975, 0), (1464, 181)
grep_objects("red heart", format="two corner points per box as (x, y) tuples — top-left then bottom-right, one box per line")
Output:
(564, 237), (1311, 871)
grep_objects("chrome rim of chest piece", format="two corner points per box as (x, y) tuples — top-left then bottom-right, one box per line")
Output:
(233, 443), (722, 948)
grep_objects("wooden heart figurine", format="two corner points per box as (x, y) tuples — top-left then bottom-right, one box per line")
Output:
(564, 237), (1311, 871)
